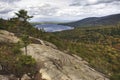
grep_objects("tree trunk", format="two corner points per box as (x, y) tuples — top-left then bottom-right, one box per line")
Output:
(25, 46), (27, 55)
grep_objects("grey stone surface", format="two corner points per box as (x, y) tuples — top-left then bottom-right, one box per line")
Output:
(0, 30), (20, 43)
(22, 43), (109, 80)
(0, 75), (9, 80)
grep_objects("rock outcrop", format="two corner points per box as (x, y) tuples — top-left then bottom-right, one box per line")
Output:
(0, 75), (9, 80)
(22, 43), (109, 80)
(0, 30), (20, 43)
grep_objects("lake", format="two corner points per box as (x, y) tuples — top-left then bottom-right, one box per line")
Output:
(34, 24), (74, 32)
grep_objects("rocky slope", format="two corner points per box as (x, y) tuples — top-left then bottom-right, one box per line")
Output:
(0, 30), (109, 80)
(22, 43), (109, 80)
(0, 30), (20, 43)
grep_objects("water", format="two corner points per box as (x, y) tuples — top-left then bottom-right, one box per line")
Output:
(35, 24), (74, 32)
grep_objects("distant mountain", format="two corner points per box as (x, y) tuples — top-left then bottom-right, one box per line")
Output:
(61, 14), (120, 27)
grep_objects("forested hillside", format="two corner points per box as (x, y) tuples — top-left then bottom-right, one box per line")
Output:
(49, 26), (120, 80)
(61, 14), (120, 27)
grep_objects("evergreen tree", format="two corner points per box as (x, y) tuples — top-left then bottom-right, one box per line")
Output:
(15, 9), (33, 22)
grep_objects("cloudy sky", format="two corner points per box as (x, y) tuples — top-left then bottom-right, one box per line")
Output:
(0, 0), (120, 22)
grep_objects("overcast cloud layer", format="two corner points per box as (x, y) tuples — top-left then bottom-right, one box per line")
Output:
(0, 0), (120, 22)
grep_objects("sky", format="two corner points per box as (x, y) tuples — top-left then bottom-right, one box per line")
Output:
(0, 0), (120, 22)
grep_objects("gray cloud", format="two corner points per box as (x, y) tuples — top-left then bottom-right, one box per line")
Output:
(98, 0), (120, 3)
(0, 9), (13, 14)
(27, 4), (59, 17)
(90, 0), (120, 6)
(70, 0), (120, 6)
(0, 0), (21, 3)
(0, 0), (120, 22)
